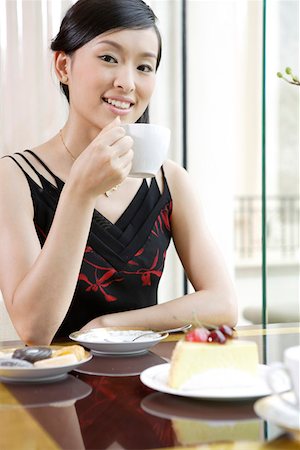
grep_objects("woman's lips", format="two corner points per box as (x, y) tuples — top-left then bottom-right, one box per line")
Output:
(102, 97), (133, 115)
(104, 97), (132, 109)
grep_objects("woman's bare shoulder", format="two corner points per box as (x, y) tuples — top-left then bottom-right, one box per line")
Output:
(163, 159), (194, 193)
(163, 158), (186, 174)
(0, 153), (28, 185)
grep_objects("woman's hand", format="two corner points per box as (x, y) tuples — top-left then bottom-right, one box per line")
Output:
(67, 117), (134, 199)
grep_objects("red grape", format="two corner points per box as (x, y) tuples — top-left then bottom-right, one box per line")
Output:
(207, 329), (226, 344)
(185, 327), (210, 342)
(218, 325), (234, 337)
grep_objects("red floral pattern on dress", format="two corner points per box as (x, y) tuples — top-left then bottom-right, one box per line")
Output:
(78, 201), (172, 301)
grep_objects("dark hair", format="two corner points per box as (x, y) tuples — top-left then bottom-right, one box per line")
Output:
(51, 0), (162, 123)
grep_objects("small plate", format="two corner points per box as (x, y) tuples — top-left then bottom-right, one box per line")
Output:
(254, 392), (300, 438)
(140, 363), (290, 401)
(0, 347), (92, 383)
(69, 328), (169, 356)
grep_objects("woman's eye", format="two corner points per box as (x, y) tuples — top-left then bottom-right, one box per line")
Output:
(137, 64), (154, 73)
(99, 55), (117, 63)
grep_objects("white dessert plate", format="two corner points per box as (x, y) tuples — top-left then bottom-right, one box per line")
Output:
(69, 328), (169, 356)
(0, 348), (92, 383)
(254, 392), (300, 438)
(140, 363), (290, 401)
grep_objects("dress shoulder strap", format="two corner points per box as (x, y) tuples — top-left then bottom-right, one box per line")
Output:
(15, 152), (46, 185)
(2, 152), (60, 191)
(161, 164), (171, 198)
(24, 149), (59, 181)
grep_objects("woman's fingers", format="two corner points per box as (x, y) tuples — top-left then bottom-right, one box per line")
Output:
(100, 115), (121, 133)
(94, 116), (129, 148)
(69, 118), (134, 196)
(110, 142), (133, 174)
(94, 126), (126, 147)
(90, 117), (134, 155)
(113, 135), (134, 157)
(96, 132), (133, 171)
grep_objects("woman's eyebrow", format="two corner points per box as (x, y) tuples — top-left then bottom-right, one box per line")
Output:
(94, 39), (157, 59)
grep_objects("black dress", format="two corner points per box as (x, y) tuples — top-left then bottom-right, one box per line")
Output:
(5, 151), (173, 337)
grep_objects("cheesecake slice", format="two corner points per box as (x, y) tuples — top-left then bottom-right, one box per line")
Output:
(168, 339), (259, 389)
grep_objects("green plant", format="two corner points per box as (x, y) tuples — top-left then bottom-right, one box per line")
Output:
(277, 67), (300, 86)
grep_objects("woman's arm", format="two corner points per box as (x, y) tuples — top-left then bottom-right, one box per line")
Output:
(0, 160), (95, 344)
(0, 120), (133, 345)
(82, 160), (238, 331)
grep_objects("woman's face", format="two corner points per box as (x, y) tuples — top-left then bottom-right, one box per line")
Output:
(64, 27), (159, 130)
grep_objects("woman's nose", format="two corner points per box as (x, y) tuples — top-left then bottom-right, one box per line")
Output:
(113, 66), (135, 93)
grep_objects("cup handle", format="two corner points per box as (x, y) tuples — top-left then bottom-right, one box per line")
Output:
(267, 362), (294, 406)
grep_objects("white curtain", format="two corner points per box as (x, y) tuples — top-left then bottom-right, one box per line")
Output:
(0, 0), (72, 154)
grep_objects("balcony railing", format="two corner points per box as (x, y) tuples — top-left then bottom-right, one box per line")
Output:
(234, 195), (299, 264)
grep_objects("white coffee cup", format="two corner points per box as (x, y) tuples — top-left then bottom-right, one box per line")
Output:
(122, 123), (170, 178)
(267, 345), (300, 408)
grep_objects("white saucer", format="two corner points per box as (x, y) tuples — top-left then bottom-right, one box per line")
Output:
(69, 328), (168, 355)
(140, 363), (289, 401)
(254, 392), (300, 438)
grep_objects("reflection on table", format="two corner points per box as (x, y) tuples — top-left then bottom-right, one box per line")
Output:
(76, 350), (166, 376)
(142, 391), (261, 445)
(0, 375), (92, 409)
(0, 375), (92, 450)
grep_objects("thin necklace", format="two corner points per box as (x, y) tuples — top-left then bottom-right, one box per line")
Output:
(59, 129), (120, 197)
(59, 129), (75, 161)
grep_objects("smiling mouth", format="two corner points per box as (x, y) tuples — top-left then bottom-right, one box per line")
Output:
(103, 98), (133, 110)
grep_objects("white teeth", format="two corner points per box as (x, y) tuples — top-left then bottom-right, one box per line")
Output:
(106, 98), (131, 109)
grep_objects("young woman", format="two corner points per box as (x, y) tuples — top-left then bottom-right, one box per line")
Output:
(0, 0), (237, 345)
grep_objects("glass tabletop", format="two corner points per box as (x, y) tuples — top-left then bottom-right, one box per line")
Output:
(0, 323), (299, 449)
